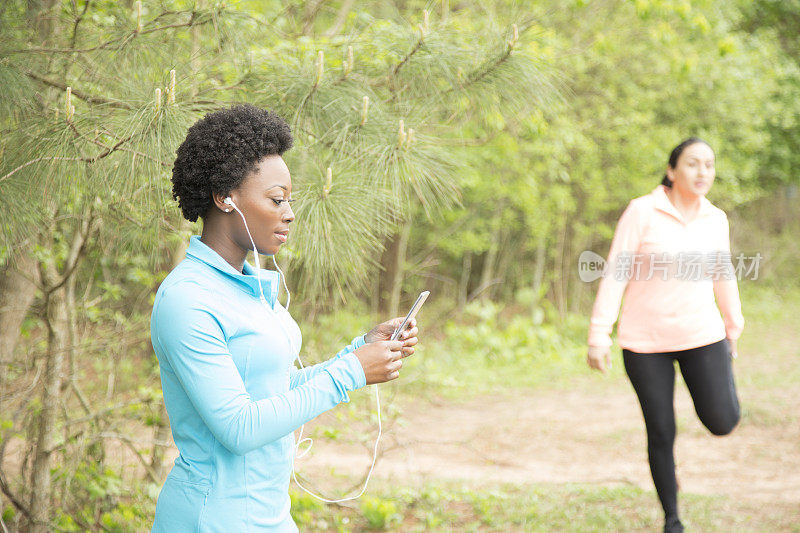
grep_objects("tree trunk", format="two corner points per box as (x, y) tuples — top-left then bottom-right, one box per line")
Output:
(531, 231), (547, 304)
(27, 211), (93, 532)
(554, 220), (567, 316)
(377, 237), (397, 315)
(28, 267), (68, 533)
(493, 234), (516, 302)
(477, 238), (499, 301)
(0, 250), (39, 369)
(63, 274), (77, 395)
(388, 221), (412, 317)
(458, 251), (472, 307)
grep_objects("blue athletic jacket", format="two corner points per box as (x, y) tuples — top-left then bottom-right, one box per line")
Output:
(150, 236), (366, 532)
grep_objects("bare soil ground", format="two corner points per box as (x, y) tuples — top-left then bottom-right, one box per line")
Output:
(301, 379), (800, 505)
(298, 318), (800, 529)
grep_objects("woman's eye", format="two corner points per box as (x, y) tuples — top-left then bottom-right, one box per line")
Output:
(271, 198), (295, 206)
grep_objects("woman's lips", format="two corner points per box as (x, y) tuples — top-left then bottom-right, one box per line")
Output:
(275, 232), (288, 243)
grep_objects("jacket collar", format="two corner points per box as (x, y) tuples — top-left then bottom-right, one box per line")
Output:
(652, 185), (715, 223)
(185, 236), (279, 306)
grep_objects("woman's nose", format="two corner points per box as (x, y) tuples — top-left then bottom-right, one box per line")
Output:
(283, 204), (295, 223)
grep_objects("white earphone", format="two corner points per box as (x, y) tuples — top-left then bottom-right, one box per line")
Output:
(224, 195), (380, 503)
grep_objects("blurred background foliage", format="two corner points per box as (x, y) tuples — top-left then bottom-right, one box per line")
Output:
(0, 0), (798, 530)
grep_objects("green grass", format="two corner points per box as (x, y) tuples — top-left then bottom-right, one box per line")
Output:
(291, 480), (800, 532)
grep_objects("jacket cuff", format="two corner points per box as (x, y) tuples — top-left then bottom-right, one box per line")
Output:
(350, 335), (366, 350)
(324, 352), (367, 395)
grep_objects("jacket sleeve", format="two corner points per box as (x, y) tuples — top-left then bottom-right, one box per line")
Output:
(152, 286), (366, 456)
(587, 201), (645, 348)
(713, 214), (745, 340)
(289, 335), (366, 390)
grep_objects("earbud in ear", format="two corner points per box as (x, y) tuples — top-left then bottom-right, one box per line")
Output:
(223, 197), (234, 206)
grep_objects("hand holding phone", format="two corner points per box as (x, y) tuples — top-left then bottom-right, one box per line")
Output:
(390, 291), (429, 341)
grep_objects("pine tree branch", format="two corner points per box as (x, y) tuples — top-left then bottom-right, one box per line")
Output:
(463, 48), (513, 88)
(24, 70), (134, 109)
(69, 0), (93, 51)
(7, 10), (211, 55)
(81, 132), (135, 162)
(117, 147), (170, 167)
(76, 124), (170, 167)
(392, 34), (425, 77)
(1, 132), (134, 183)
(0, 157), (84, 183)
(302, 0), (327, 36)
(444, 47), (514, 96)
(323, 0), (355, 37)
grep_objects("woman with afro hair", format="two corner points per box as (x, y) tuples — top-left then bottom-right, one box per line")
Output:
(150, 104), (418, 532)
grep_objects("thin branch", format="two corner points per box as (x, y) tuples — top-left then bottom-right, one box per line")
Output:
(323, 0), (355, 37)
(440, 20), (540, 98)
(467, 277), (503, 302)
(301, 0), (327, 36)
(66, 398), (153, 426)
(4, 330), (150, 367)
(0, 157), (83, 184)
(69, 379), (92, 416)
(392, 34), (424, 77)
(24, 70), (133, 109)
(0, 131), (135, 184)
(47, 209), (94, 292)
(0, 363), (43, 404)
(463, 48), (513, 87)
(92, 126), (170, 166)
(7, 10), (209, 54)
(69, 0), (93, 50)
(94, 432), (161, 484)
(0, 472), (32, 521)
(117, 146), (170, 167)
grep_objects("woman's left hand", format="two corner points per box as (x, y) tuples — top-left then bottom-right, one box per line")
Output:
(728, 337), (738, 359)
(365, 318), (418, 357)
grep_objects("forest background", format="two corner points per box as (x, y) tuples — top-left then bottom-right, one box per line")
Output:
(1, 0), (798, 531)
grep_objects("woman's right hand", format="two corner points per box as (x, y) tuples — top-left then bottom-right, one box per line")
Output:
(353, 340), (405, 385)
(587, 345), (612, 373)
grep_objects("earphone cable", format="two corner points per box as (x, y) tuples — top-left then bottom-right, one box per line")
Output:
(228, 200), (381, 503)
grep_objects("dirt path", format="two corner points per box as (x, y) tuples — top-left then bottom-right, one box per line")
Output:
(300, 376), (800, 506)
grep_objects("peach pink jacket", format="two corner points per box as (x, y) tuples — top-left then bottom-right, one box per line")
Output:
(588, 185), (744, 353)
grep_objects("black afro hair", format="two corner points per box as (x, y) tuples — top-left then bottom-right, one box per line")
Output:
(172, 104), (293, 222)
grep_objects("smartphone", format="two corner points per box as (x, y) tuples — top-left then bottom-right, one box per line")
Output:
(390, 291), (429, 341)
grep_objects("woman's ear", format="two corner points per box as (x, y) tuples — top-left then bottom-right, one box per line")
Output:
(665, 166), (675, 185)
(212, 192), (232, 213)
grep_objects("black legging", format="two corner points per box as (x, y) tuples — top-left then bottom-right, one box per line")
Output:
(623, 339), (740, 522)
